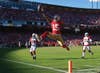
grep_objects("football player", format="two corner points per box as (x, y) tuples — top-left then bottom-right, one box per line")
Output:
(81, 32), (94, 58)
(29, 33), (40, 60)
(40, 15), (70, 51)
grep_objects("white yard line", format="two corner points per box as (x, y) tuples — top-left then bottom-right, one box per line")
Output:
(1, 58), (99, 73)
(74, 65), (100, 73)
(75, 67), (100, 72)
(0, 58), (67, 73)
(84, 65), (94, 67)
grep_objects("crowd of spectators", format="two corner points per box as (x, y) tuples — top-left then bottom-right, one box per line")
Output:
(44, 6), (100, 26)
(0, 3), (100, 26)
(0, 31), (31, 48)
(0, 30), (100, 48)
(0, 8), (45, 21)
(0, 1), (100, 48)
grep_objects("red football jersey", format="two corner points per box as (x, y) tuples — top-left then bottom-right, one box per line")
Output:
(51, 20), (63, 34)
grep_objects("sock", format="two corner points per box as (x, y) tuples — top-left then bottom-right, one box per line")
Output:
(30, 52), (33, 56)
(82, 52), (85, 57)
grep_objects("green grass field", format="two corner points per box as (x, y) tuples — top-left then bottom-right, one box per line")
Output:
(0, 46), (100, 73)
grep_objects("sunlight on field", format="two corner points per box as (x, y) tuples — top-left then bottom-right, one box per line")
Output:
(0, 46), (100, 73)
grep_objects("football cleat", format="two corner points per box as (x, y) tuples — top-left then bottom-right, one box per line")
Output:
(33, 56), (36, 60)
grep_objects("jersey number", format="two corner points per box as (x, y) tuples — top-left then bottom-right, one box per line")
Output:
(52, 24), (60, 31)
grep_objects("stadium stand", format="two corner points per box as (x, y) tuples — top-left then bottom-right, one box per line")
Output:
(0, 0), (100, 48)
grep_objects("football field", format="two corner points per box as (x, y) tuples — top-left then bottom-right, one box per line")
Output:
(0, 46), (100, 73)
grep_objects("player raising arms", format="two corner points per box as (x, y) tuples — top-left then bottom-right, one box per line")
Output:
(29, 33), (40, 60)
(40, 15), (70, 51)
(81, 32), (94, 58)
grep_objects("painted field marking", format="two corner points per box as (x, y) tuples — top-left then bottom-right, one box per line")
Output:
(0, 58), (68, 73)
(1, 58), (99, 73)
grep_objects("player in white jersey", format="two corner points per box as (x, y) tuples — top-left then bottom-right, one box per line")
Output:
(81, 32), (94, 58)
(29, 33), (40, 60)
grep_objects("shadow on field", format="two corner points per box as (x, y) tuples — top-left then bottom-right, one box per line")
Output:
(67, 57), (98, 60)
(81, 57), (98, 60)
(0, 48), (27, 73)
(49, 57), (81, 60)
(67, 57), (81, 60)
(0, 48), (26, 58)
(49, 57), (98, 61)
(49, 58), (67, 60)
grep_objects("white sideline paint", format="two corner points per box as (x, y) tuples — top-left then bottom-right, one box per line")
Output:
(0, 58), (67, 73)
(76, 67), (100, 71)
(84, 65), (94, 67)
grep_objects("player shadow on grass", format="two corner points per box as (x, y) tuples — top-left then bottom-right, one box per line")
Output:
(80, 57), (97, 60)
(48, 57), (97, 60)
(48, 57), (81, 60)
(0, 48), (26, 58)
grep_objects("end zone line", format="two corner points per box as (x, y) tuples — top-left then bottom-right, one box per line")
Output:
(75, 67), (100, 72)
(0, 58), (67, 73)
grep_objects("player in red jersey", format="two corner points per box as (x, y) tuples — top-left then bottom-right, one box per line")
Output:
(29, 33), (40, 60)
(40, 15), (70, 51)
(81, 32), (94, 58)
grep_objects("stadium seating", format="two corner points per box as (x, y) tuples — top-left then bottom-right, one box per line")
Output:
(0, 1), (100, 47)
(0, 1), (100, 26)
(44, 6), (100, 25)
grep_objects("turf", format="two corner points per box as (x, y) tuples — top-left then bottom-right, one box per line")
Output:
(0, 46), (100, 73)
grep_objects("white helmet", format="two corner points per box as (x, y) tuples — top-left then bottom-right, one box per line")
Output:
(32, 33), (35, 37)
(85, 32), (88, 36)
